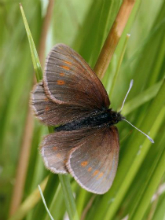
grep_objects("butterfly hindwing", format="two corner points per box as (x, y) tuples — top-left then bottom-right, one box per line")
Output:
(40, 129), (97, 174)
(43, 44), (110, 109)
(41, 133), (69, 173)
(40, 119), (119, 193)
(66, 126), (119, 194)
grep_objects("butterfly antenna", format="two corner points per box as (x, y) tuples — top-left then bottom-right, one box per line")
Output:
(119, 79), (133, 112)
(123, 118), (154, 143)
(119, 80), (154, 143)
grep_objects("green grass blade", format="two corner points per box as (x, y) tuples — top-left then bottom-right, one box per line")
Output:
(130, 134), (165, 220)
(8, 178), (48, 220)
(20, 4), (42, 81)
(38, 185), (54, 220)
(110, 34), (130, 97)
(59, 175), (79, 220)
(32, 174), (59, 220)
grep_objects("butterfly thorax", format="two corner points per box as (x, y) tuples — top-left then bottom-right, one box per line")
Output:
(56, 109), (123, 132)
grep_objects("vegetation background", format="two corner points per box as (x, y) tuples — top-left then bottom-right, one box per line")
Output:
(0, 0), (165, 220)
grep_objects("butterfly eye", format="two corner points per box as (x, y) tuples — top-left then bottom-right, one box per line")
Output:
(115, 119), (119, 124)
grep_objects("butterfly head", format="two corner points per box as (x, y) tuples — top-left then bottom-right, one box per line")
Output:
(109, 110), (124, 125)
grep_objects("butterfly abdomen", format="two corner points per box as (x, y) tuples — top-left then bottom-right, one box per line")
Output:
(56, 109), (122, 132)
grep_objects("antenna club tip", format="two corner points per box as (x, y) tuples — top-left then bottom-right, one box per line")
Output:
(150, 139), (154, 144)
(130, 79), (134, 85)
(147, 135), (154, 143)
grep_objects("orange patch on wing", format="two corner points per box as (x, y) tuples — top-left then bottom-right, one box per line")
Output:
(88, 167), (92, 172)
(45, 106), (50, 111)
(44, 97), (49, 101)
(57, 153), (61, 158)
(61, 65), (70, 70)
(53, 146), (57, 151)
(97, 172), (104, 179)
(63, 60), (72, 65)
(64, 159), (67, 164)
(57, 80), (65, 85)
(59, 72), (65, 76)
(81, 161), (88, 167)
(93, 170), (99, 176)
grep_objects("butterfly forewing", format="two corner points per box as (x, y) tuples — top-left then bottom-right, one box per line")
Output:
(67, 127), (119, 194)
(31, 82), (98, 126)
(43, 44), (110, 109)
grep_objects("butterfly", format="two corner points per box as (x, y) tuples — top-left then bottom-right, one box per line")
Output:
(31, 44), (153, 194)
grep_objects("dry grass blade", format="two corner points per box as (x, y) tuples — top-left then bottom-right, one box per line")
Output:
(94, 0), (135, 79)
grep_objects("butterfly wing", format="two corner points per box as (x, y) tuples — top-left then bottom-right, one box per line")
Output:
(31, 82), (98, 126)
(40, 129), (98, 174)
(40, 126), (119, 194)
(40, 132), (71, 174)
(67, 126), (119, 194)
(43, 44), (110, 109)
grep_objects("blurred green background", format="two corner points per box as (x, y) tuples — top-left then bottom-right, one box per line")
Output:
(0, 0), (165, 220)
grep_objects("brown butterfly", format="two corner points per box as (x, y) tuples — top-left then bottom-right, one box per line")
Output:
(31, 44), (153, 194)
